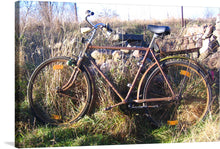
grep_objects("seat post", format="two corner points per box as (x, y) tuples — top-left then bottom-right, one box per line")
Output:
(148, 34), (158, 49)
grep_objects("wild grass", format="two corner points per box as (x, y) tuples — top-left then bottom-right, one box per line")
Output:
(15, 4), (219, 147)
(15, 55), (220, 147)
(15, 97), (220, 147)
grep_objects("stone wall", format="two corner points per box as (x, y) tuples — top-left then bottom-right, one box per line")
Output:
(90, 15), (220, 71)
(200, 14), (220, 70)
(155, 16), (220, 70)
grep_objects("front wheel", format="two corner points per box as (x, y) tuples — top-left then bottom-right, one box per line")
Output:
(143, 60), (212, 128)
(27, 57), (92, 126)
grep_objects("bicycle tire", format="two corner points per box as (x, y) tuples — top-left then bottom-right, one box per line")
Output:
(27, 57), (92, 126)
(143, 60), (212, 128)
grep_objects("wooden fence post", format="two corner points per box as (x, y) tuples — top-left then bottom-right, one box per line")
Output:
(181, 6), (185, 28)
(74, 3), (78, 22)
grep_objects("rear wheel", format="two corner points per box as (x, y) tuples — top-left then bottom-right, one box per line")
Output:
(143, 60), (212, 128)
(27, 57), (92, 126)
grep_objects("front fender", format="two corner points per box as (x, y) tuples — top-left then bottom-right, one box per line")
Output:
(66, 55), (96, 114)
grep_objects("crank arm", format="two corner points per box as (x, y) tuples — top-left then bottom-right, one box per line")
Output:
(104, 101), (127, 111)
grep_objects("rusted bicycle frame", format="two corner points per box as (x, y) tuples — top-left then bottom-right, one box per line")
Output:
(61, 10), (202, 110)
(84, 44), (176, 110)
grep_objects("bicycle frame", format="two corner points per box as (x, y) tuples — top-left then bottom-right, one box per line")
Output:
(86, 44), (175, 109)
(66, 13), (176, 110)
(27, 11), (212, 127)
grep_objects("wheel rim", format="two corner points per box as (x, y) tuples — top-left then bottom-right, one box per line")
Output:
(144, 62), (210, 128)
(29, 59), (90, 125)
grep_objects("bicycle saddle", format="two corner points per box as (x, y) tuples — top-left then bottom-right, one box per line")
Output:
(147, 25), (170, 36)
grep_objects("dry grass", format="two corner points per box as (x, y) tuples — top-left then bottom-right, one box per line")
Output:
(15, 2), (219, 147)
(181, 112), (220, 142)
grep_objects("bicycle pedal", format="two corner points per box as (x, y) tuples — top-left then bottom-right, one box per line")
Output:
(104, 106), (112, 111)
(129, 106), (148, 109)
(148, 105), (159, 108)
(129, 105), (159, 109)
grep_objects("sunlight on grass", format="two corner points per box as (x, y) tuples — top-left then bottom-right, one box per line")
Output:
(15, 4), (219, 147)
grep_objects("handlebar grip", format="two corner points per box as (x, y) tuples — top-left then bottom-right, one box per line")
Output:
(105, 23), (113, 32)
(85, 10), (94, 16)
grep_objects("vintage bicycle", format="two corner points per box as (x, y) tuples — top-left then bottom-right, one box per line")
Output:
(27, 10), (212, 128)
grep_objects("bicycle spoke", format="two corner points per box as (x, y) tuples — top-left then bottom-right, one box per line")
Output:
(143, 60), (211, 128)
(183, 74), (209, 96)
(178, 65), (191, 96)
(28, 57), (92, 125)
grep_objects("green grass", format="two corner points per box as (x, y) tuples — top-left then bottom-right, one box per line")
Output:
(15, 95), (220, 148)
(15, 68), (220, 147)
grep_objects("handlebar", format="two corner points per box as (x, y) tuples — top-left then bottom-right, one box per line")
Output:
(85, 10), (94, 17)
(85, 10), (113, 33)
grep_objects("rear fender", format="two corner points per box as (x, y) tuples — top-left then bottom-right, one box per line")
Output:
(136, 56), (212, 99)
(160, 56), (212, 82)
